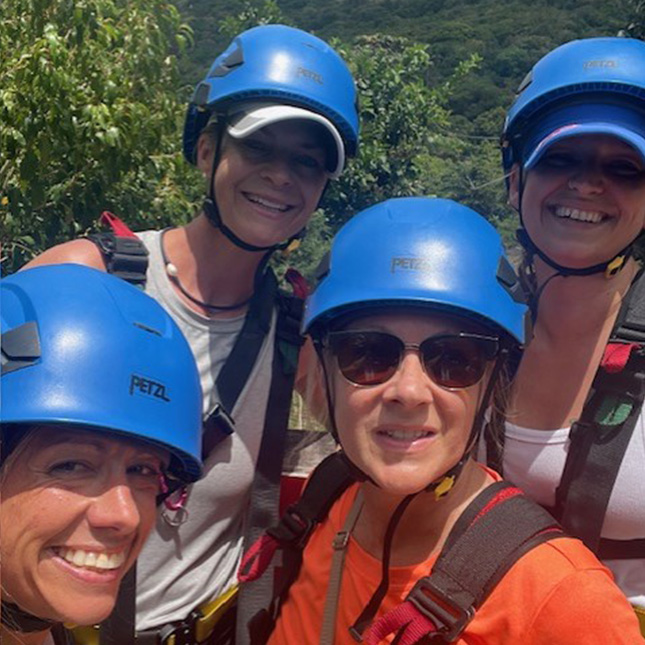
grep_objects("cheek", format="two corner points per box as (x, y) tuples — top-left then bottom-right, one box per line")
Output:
(133, 492), (160, 540)
(437, 389), (478, 443)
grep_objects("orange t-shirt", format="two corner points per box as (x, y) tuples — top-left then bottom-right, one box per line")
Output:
(268, 474), (644, 644)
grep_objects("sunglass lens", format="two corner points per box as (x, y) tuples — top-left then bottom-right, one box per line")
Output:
(422, 337), (491, 388)
(332, 332), (401, 385)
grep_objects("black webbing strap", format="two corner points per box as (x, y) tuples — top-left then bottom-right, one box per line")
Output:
(403, 483), (562, 643)
(88, 232), (149, 287)
(555, 364), (645, 554)
(51, 624), (76, 645)
(243, 452), (356, 645)
(99, 567), (136, 645)
(235, 292), (304, 644)
(613, 268), (645, 343)
(553, 271), (645, 556)
(201, 268), (278, 457)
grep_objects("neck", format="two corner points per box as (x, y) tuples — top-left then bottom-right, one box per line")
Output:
(353, 460), (492, 566)
(511, 257), (639, 429)
(163, 214), (270, 317)
(532, 257), (638, 338)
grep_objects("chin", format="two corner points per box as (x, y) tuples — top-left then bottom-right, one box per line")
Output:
(369, 468), (435, 498)
(56, 598), (117, 626)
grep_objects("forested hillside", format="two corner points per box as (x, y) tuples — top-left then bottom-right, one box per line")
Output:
(1, 0), (640, 275)
(179, 0), (625, 120)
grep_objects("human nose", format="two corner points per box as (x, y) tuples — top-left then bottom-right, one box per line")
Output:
(87, 479), (142, 534)
(567, 162), (605, 195)
(260, 154), (294, 187)
(382, 350), (434, 408)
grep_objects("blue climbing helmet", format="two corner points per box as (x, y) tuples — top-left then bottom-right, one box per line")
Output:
(304, 197), (528, 345)
(183, 24), (359, 179)
(1, 264), (203, 483)
(501, 37), (645, 174)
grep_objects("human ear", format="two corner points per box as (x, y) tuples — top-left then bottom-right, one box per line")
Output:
(507, 164), (521, 212)
(195, 133), (217, 178)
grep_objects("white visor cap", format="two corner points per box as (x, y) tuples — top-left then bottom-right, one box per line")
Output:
(226, 103), (345, 179)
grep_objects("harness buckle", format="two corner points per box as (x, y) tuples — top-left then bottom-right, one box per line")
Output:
(203, 403), (235, 436)
(157, 608), (201, 645)
(408, 577), (475, 643)
(268, 506), (315, 547)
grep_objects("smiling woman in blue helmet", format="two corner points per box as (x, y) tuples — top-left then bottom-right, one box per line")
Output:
(489, 37), (645, 633)
(0, 264), (202, 645)
(22, 25), (359, 641)
(238, 197), (642, 644)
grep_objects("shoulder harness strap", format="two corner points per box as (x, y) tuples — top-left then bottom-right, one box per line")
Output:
(237, 451), (356, 645)
(368, 482), (563, 644)
(86, 211), (148, 287)
(555, 270), (645, 557)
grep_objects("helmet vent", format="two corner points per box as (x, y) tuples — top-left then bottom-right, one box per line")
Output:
(209, 43), (244, 78)
(1, 321), (41, 375)
(133, 321), (162, 337)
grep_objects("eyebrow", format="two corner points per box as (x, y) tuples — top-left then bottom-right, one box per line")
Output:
(38, 432), (166, 461)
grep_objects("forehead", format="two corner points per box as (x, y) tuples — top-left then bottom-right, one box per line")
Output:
(18, 426), (167, 460)
(544, 133), (644, 159)
(343, 309), (485, 337)
(249, 119), (332, 149)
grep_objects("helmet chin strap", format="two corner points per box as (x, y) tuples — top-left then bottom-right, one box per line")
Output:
(516, 226), (634, 279)
(201, 120), (327, 255)
(1, 601), (57, 634)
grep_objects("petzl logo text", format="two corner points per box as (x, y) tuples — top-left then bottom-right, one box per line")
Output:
(391, 257), (432, 273)
(297, 67), (324, 84)
(129, 374), (171, 402)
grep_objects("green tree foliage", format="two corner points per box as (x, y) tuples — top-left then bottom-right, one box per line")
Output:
(276, 35), (486, 281)
(624, 0), (645, 38)
(0, 0), (199, 273)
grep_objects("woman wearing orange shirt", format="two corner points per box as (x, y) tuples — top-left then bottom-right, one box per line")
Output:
(247, 196), (644, 644)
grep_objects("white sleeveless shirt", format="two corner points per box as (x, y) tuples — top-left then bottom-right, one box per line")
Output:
(501, 414), (645, 608)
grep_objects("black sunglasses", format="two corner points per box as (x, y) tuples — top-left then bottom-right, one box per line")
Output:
(325, 331), (500, 389)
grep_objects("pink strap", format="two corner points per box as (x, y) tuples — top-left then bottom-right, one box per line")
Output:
(238, 534), (280, 583)
(365, 601), (437, 645)
(601, 342), (639, 374)
(99, 211), (137, 238)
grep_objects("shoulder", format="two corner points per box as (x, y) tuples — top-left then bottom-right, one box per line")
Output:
(483, 538), (643, 643)
(21, 238), (106, 272)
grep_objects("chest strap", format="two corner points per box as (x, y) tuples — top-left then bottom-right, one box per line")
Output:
(365, 482), (562, 644)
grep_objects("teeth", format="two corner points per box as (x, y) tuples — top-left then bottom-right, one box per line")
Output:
(60, 548), (126, 570)
(247, 194), (289, 212)
(382, 429), (431, 441)
(554, 206), (604, 223)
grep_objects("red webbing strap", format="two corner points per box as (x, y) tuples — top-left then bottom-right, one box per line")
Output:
(365, 483), (562, 644)
(601, 342), (640, 374)
(238, 534), (281, 583)
(365, 601), (435, 645)
(99, 211), (138, 238)
(284, 267), (309, 299)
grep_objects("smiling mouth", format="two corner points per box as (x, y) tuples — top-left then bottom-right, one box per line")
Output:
(54, 548), (126, 571)
(377, 429), (434, 441)
(552, 205), (609, 224)
(244, 192), (292, 213)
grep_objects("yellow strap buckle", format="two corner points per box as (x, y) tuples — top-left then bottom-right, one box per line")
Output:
(634, 604), (645, 636)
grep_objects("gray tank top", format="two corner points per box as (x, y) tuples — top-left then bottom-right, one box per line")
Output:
(133, 230), (276, 630)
